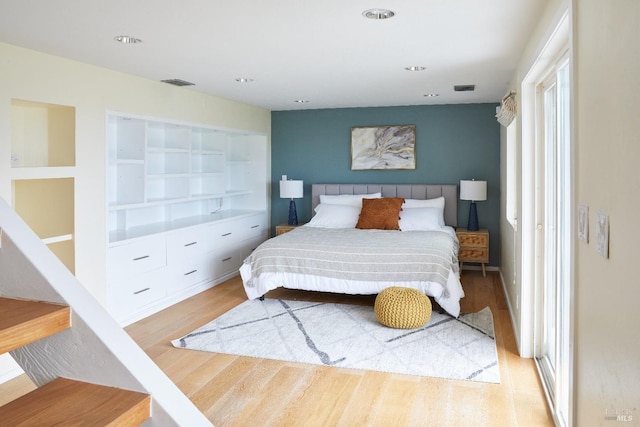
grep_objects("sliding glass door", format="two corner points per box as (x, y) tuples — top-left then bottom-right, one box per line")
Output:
(536, 56), (571, 427)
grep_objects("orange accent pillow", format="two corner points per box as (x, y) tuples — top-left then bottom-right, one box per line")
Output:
(356, 197), (405, 230)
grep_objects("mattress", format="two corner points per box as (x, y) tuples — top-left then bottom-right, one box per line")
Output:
(240, 226), (464, 317)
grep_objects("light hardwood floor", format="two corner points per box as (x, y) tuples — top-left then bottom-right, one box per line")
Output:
(1, 271), (553, 426)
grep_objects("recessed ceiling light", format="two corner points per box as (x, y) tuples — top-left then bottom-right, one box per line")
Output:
(235, 78), (254, 83)
(114, 35), (142, 44)
(424, 93), (440, 97)
(294, 100), (309, 104)
(405, 66), (426, 71)
(362, 9), (395, 20)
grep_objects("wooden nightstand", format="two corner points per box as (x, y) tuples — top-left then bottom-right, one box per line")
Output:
(455, 228), (489, 277)
(275, 224), (301, 236)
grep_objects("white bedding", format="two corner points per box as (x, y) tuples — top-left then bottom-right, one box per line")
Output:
(240, 226), (464, 317)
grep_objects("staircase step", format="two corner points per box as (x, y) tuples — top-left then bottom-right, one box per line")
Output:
(0, 377), (151, 426)
(0, 297), (71, 354)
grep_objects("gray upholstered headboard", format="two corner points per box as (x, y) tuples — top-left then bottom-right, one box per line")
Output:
(311, 184), (458, 227)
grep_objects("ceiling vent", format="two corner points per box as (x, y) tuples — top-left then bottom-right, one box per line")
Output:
(454, 84), (475, 92)
(161, 79), (195, 87)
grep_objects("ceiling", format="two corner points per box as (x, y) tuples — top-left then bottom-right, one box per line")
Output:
(0, 0), (547, 111)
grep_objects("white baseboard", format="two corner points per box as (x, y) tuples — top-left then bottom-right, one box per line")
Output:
(498, 269), (525, 357)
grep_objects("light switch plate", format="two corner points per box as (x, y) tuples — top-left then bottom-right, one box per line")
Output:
(578, 205), (588, 242)
(596, 212), (609, 258)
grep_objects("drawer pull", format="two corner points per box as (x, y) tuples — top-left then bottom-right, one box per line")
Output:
(184, 241), (198, 247)
(133, 287), (150, 295)
(132, 255), (150, 261)
(250, 225), (260, 229)
(184, 269), (197, 276)
(222, 257), (232, 262)
(221, 232), (232, 237)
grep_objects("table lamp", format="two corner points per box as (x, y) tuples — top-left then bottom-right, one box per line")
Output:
(460, 180), (487, 231)
(280, 177), (303, 225)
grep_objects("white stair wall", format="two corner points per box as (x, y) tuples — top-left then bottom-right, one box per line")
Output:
(0, 197), (211, 426)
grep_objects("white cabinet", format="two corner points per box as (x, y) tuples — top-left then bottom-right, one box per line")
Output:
(206, 213), (267, 279)
(107, 234), (168, 321)
(107, 212), (267, 324)
(106, 113), (268, 324)
(165, 225), (213, 293)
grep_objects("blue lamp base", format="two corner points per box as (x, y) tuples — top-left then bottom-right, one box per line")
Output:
(467, 201), (479, 231)
(288, 199), (298, 225)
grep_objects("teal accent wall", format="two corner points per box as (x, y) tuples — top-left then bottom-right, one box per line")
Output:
(271, 103), (501, 266)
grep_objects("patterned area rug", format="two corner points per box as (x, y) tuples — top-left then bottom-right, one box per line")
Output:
(172, 299), (500, 383)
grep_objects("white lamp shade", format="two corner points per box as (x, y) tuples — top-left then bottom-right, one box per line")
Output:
(280, 180), (303, 199)
(460, 180), (487, 201)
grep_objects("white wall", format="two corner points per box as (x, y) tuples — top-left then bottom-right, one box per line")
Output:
(502, 0), (640, 423)
(0, 40), (271, 384)
(500, 0), (568, 354)
(573, 0), (640, 423)
(0, 42), (271, 304)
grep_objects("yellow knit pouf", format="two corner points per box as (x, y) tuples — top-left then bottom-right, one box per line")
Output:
(374, 287), (432, 329)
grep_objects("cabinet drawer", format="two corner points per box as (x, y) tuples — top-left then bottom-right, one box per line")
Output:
(211, 248), (242, 278)
(207, 214), (267, 246)
(167, 226), (209, 262)
(457, 233), (488, 247)
(108, 235), (166, 280)
(458, 248), (489, 263)
(169, 257), (212, 291)
(108, 270), (166, 319)
(207, 221), (236, 242)
(235, 214), (267, 241)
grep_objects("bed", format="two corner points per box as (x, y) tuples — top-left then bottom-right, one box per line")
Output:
(240, 184), (464, 317)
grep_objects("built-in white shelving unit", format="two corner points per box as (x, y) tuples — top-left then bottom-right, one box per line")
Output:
(106, 112), (268, 324)
(107, 114), (267, 242)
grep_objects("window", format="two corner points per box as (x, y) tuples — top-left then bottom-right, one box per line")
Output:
(506, 121), (518, 228)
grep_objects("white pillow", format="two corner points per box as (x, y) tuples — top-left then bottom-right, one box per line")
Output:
(402, 196), (445, 210)
(319, 192), (381, 207)
(402, 197), (446, 227)
(306, 204), (361, 228)
(399, 207), (445, 231)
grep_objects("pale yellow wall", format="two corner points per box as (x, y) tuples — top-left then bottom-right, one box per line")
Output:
(574, 0), (640, 423)
(0, 42), (271, 303)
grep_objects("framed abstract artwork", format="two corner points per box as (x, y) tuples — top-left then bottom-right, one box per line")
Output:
(351, 125), (416, 170)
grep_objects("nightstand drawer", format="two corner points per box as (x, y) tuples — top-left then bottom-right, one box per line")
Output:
(455, 228), (489, 276)
(457, 233), (488, 247)
(275, 224), (301, 236)
(459, 248), (489, 263)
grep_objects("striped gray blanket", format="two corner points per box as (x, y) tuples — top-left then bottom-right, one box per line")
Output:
(244, 226), (459, 289)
